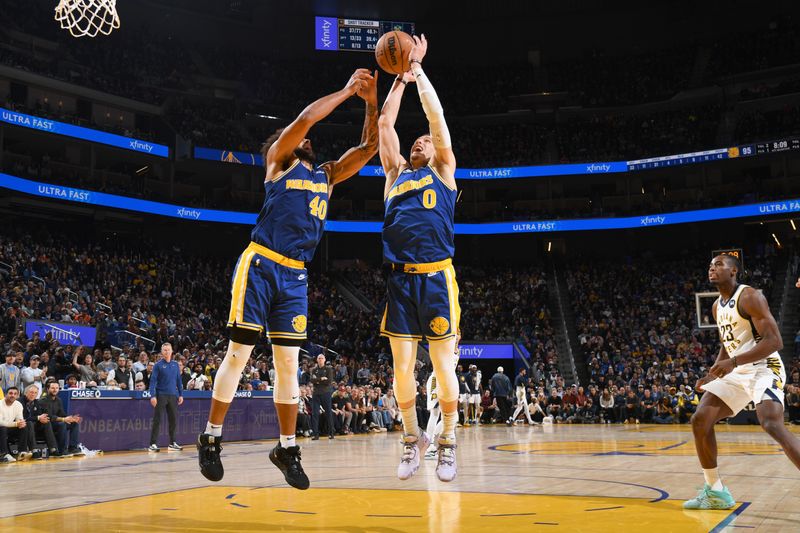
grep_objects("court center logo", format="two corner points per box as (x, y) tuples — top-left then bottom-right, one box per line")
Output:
(429, 316), (450, 336)
(292, 315), (307, 333)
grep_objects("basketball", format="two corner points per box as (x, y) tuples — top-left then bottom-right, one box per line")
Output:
(375, 30), (414, 75)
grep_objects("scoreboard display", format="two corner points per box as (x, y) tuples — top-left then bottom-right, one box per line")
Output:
(735, 136), (800, 158)
(315, 17), (415, 52)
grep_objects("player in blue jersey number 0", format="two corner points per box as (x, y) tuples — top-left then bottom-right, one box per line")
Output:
(378, 34), (462, 483)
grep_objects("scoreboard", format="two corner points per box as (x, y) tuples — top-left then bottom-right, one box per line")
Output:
(734, 136), (800, 158)
(315, 17), (415, 52)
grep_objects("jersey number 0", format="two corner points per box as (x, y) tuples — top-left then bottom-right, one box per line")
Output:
(423, 189), (437, 209)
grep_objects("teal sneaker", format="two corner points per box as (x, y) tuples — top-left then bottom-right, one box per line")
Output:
(683, 484), (736, 510)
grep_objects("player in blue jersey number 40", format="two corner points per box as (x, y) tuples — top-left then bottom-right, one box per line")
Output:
(197, 68), (379, 490)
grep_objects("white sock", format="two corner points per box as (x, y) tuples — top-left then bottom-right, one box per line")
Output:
(441, 410), (457, 441)
(400, 405), (419, 437)
(280, 434), (296, 448)
(205, 422), (222, 437)
(703, 468), (723, 490)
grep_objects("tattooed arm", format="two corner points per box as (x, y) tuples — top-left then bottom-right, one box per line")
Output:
(322, 70), (380, 187)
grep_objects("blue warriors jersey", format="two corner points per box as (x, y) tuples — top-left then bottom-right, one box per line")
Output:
(383, 165), (456, 265)
(251, 159), (329, 262)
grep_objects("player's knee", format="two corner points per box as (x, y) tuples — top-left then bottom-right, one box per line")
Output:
(760, 417), (783, 436)
(274, 352), (295, 369)
(690, 409), (710, 429)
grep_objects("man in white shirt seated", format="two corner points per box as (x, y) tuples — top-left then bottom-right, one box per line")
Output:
(0, 387), (33, 462)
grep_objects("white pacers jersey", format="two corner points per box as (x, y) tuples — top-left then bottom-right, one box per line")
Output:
(715, 284), (785, 380)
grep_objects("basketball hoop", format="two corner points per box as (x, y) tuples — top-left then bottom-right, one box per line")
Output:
(54, 0), (120, 38)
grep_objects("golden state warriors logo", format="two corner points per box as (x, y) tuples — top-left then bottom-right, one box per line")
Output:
(221, 151), (256, 166)
(292, 315), (307, 333)
(430, 316), (450, 336)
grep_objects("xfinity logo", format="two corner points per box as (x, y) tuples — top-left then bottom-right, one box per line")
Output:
(640, 215), (666, 226)
(460, 346), (484, 357)
(319, 19), (332, 48)
(129, 140), (154, 153)
(177, 208), (201, 219)
(586, 163), (611, 173)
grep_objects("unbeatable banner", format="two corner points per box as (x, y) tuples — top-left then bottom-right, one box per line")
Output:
(60, 390), (278, 451)
(24, 319), (97, 347)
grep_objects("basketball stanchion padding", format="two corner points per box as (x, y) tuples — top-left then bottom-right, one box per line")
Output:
(54, 0), (120, 38)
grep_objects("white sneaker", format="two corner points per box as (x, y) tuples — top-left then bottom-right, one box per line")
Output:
(435, 441), (458, 482)
(397, 431), (430, 480)
(168, 442), (183, 451)
(148, 444), (160, 452)
(424, 447), (438, 460)
(3, 453), (16, 463)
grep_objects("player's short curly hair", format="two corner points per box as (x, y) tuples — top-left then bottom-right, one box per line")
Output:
(261, 128), (285, 171)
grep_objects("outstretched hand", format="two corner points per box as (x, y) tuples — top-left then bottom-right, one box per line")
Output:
(345, 68), (374, 96)
(409, 33), (428, 64)
(695, 374), (715, 392)
(356, 69), (379, 106)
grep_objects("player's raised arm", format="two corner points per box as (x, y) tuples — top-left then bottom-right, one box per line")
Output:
(322, 71), (380, 187)
(408, 34), (457, 188)
(266, 68), (373, 179)
(378, 71), (414, 189)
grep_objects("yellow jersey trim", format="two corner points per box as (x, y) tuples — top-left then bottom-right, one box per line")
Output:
(247, 241), (304, 270)
(428, 164), (457, 192)
(380, 330), (423, 340)
(228, 249), (256, 325)
(227, 321), (264, 332)
(443, 265), (461, 335)
(268, 333), (308, 339)
(392, 258), (452, 274)
(270, 158), (301, 183)
(427, 333), (458, 341)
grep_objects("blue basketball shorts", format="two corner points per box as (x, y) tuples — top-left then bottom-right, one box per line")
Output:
(380, 264), (460, 341)
(227, 241), (308, 343)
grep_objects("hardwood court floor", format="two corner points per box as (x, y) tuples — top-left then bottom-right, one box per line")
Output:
(2, 423), (799, 532)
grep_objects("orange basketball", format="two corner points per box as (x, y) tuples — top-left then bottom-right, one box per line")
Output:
(374, 31), (414, 75)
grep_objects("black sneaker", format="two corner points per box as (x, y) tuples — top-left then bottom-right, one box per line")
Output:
(269, 443), (310, 490)
(197, 433), (224, 482)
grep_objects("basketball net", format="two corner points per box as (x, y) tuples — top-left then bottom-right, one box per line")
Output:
(54, 0), (120, 38)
